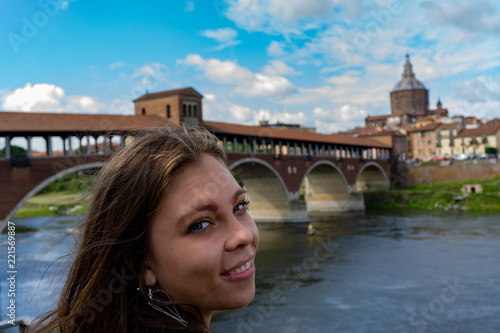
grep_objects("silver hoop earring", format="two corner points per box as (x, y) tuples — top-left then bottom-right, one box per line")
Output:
(148, 287), (188, 327)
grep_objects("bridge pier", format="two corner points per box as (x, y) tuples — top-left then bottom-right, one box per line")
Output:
(306, 193), (365, 216)
(248, 199), (310, 223)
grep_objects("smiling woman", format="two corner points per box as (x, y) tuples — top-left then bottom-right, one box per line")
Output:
(29, 124), (259, 333)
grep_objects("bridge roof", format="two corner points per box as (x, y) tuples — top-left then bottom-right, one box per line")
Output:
(0, 112), (165, 134)
(204, 121), (391, 148)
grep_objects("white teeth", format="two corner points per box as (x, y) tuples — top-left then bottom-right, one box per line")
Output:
(227, 261), (252, 275)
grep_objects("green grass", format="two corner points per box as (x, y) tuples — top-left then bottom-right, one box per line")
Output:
(366, 175), (500, 212)
(14, 191), (90, 218)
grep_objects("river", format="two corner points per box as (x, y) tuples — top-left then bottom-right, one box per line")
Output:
(1, 211), (499, 332)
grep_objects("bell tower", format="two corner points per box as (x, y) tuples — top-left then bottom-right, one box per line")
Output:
(133, 87), (203, 127)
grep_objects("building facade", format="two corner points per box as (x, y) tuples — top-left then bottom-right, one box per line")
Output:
(133, 87), (203, 128)
(454, 124), (500, 156)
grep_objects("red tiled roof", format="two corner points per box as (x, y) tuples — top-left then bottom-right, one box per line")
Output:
(437, 123), (460, 130)
(415, 115), (435, 121)
(204, 121), (390, 148)
(456, 123), (500, 137)
(350, 126), (383, 136)
(365, 114), (390, 121)
(359, 130), (405, 137)
(428, 108), (448, 115)
(0, 112), (166, 133)
(133, 87), (203, 102)
(0, 112), (391, 148)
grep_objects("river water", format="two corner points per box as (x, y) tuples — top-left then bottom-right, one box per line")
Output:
(1, 211), (499, 332)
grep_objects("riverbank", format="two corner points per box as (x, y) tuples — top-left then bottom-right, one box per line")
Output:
(14, 191), (89, 218)
(366, 175), (500, 212)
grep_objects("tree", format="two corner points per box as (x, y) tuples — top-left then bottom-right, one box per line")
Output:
(0, 145), (27, 158)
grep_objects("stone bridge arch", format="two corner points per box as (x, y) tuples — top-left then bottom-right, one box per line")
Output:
(229, 157), (308, 222)
(0, 162), (105, 231)
(301, 160), (364, 213)
(355, 162), (390, 192)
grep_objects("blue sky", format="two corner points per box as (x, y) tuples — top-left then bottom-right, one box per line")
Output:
(1, 0), (500, 133)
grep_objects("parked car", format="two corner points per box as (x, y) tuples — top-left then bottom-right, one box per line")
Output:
(455, 153), (469, 160)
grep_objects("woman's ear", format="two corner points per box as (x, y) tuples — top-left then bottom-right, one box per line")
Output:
(142, 263), (158, 287)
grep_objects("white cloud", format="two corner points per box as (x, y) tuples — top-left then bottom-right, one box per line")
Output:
(252, 108), (306, 125)
(109, 61), (126, 69)
(178, 54), (297, 99)
(234, 73), (297, 99)
(313, 106), (329, 118)
(204, 93), (216, 101)
(262, 60), (300, 76)
(66, 96), (105, 113)
(229, 104), (251, 122)
(202, 93), (305, 125)
(224, 0), (337, 35)
(178, 54), (252, 83)
(185, 0), (195, 12)
(267, 41), (287, 56)
(131, 62), (168, 79)
(200, 27), (241, 50)
(421, 0), (500, 33)
(313, 104), (367, 133)
(1, 83), (104, 113)
(60, 1), (69, 10)
(448, 74), (500, 119)
(326, 71), (360, 86)
(2, 83), (64, 111)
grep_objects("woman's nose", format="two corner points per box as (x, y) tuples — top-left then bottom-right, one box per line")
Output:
(224, 216), (255, 251)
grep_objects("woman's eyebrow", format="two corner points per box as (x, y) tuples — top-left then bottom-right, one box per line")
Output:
(177, 203), (218, 226)
(233, 188), (247, 202)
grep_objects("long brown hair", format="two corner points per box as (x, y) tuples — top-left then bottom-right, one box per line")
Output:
(30, 124), (226, 333)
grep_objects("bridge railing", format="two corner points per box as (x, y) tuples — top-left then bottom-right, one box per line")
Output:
(218, 134), (392, 161)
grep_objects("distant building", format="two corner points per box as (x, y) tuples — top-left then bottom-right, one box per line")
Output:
(464, 116), (482, 129)
(435, 122), (463, 158)
(133, 87), (203, 128)
(406, 123), (440, 160)
(454, 123), (500, 156)
(352, 127), (406, 160)
(390, 54), (429, 124)
(365, 54), (448, 129)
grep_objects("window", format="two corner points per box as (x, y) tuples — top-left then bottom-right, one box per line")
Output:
(193, 104), (197, 117)
(142, 108), (146, 115)
(183, 104), (186, 117)
(166, 105), (171, 118)
(188, 104), (192, 117)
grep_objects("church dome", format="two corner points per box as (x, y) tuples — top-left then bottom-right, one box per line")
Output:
(392, 54), (426, 92)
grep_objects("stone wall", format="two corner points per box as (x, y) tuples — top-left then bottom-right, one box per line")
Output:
(407, 159), (500, 186)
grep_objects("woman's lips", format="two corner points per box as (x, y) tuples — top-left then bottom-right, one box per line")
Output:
(221, 260), (255, 281)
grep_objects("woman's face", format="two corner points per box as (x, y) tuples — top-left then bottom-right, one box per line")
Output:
(143, 154), (259, 321)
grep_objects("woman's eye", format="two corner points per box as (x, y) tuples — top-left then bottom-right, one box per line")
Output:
(234, 200), (249, 213)
(189, 221), (210, 233)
